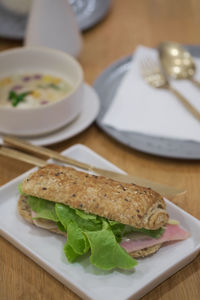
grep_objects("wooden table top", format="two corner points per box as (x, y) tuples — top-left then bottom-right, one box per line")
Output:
(0, 0), (200, 299)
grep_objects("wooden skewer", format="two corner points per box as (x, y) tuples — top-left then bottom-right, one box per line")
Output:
(3, 136), (94, 171)
(0, 146), (46, 167)
(2, 136), (187, 201)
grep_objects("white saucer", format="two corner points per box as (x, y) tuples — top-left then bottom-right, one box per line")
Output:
(0, 83), (100, 146)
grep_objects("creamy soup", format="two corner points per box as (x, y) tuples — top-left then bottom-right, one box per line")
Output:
(0, 73), (72, 108)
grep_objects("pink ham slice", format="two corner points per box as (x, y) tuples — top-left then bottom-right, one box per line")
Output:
(120, 224), (189, 253)
(31, 210), (58, 230)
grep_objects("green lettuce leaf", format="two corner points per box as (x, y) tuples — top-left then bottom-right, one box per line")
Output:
(18, 183), (23, 194)
(123, 225), (164, 239)
(20, 191), (165, 270)
(75, 209), (98, 220)
(64, 221), (89, 259)
(26, 196), (59, 222)
(55, 204), (90, 254)
(108, 220), (164, 239)
(56, 221), (66, 232)
(85, 227), (138, 270)
(58, 206), (137, 270)
(108, 221), (125, 242)
(55, 203), (102, 232)
(55, 204), (92, 260)
(64, 242), (80, 262)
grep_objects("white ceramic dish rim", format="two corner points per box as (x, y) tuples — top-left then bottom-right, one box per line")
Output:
(0, 46), (83, 111)
(0, 144), (199, 300)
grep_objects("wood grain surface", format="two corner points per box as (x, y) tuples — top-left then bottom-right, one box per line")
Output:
(0, 0), (200, 299)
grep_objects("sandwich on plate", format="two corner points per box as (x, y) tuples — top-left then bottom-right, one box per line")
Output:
(18, 164), (189, 270)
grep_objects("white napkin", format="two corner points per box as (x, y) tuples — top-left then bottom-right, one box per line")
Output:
(102, 46), (200, 142)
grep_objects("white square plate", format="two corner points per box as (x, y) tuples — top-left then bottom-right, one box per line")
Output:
(0, 144), (199, 300)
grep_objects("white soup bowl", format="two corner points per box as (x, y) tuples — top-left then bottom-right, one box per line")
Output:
(0, 47), (84, 136)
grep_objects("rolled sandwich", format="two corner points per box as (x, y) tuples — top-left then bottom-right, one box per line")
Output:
(18, 164), (189, 270)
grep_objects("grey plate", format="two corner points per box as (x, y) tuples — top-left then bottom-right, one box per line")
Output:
(0, 4), (27, 40)
(69, 0), (111, 31)
(0, 0), (111, 40)
(94, 45), (200, 159)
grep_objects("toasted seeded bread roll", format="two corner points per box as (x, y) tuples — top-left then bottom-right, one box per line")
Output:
(130, 244), (162, 258)
(18, 195), (33, 224)
(21, 164), (169, 229)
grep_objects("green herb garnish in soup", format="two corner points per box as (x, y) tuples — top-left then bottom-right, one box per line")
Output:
(9, 90), (32, 107)
(0, 74), (72, 108)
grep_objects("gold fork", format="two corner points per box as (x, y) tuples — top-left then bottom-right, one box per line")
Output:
(140, 57), (200, 121)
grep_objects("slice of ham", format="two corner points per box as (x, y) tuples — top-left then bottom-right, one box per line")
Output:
(120, 224), (190, 253)
(31, 211), (58, 230)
